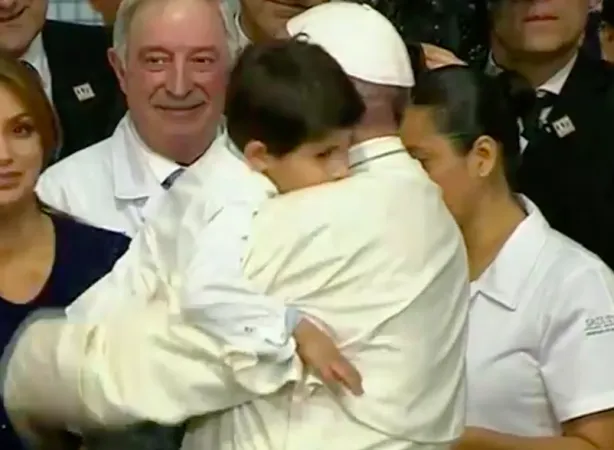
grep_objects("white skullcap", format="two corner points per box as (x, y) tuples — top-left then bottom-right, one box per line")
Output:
(285, 2), (414, 87)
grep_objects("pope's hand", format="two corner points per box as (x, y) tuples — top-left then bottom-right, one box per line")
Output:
(293, 318), (363, 396)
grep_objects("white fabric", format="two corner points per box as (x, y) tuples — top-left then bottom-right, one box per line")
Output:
(467, 196), (614, 436)
(21, 33), (52, 99)
(348, 136), (406, 168)
(174, 139), (297, 360)
(5, 137), (469, 449)
(134, 124), (183, 185)
(537, 54), (576, 96)
(183, 138), (469, 449)
(36, 115), (207, 237)
(179, 196), (297, 360)
(485, 52), (575, 95)
(286, 2), (414, 87)
(485, 53), (575, 95)
(59, 131), (296, 360)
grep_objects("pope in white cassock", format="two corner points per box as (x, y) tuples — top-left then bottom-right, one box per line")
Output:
(2, 3), (470, 450)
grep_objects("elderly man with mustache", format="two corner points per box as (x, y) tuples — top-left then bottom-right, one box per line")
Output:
(36, 0), (230, 238)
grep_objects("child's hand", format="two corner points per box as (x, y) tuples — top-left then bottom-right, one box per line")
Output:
(293, 318), (363, 396)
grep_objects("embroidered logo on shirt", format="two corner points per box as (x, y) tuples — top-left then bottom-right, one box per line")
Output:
(585, 315), (614, 336)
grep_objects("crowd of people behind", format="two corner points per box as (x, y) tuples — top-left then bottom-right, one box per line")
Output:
(0, 0), (613, 449)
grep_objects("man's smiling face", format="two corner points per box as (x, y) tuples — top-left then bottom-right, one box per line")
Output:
(0, 0), (47, 57)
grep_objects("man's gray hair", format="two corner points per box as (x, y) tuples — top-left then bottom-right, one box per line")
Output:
(112, 0), (237, 62)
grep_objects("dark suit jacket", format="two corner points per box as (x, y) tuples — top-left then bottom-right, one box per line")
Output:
(42, 20), (126, 162)
(517, 51), (614, 269)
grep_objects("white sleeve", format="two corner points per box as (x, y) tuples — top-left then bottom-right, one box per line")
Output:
(180, 202), (297, 362)
(2, 308), (301, 432)
(540, 263), (614, 422)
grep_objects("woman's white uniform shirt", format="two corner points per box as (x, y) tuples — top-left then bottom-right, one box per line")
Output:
(467, 196), (614, 436)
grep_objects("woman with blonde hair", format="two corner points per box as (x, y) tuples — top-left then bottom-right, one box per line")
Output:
(0, 50), (130, 449)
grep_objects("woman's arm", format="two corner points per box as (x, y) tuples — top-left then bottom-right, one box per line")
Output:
(456, 410), (614, 450)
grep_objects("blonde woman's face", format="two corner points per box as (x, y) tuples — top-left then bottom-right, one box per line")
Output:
(0, 84), (43, 208)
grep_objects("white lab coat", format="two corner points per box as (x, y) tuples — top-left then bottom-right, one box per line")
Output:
(36, 115), (183, 237)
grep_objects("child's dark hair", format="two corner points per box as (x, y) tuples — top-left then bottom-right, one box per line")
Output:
(225, 38), (365, 157)
(411, 65), (534, 189)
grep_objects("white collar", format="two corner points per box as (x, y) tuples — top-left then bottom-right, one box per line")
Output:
(470, 196), (550, 310)
(111, 114), (193, 199)
(111, 115), (159, 199)
(113, 115), (229, 198)
(125, 117), (183, 185)
(485, 52), (577, 95)
(538, 53), (576, 95)
(348, 136), (405, 169)
(21, 33), (52, 99)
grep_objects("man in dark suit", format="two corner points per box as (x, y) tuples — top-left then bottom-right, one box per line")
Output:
(0, 0), (124, 162)
(486, 0), (614, 269)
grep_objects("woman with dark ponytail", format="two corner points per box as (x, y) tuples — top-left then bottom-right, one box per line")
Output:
(401, 65), (614, 449)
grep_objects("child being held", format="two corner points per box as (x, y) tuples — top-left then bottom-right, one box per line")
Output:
(178, 38), (365, 395)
